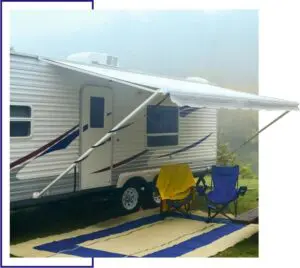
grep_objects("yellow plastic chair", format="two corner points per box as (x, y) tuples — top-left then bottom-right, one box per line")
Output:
(156, 163), (196, 217)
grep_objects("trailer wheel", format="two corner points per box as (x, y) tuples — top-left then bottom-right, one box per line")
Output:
(142, 180), (161, 209)
(120, 183), (141, 213)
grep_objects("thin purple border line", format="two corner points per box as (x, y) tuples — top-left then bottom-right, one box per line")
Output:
(0, 1), (95, 267)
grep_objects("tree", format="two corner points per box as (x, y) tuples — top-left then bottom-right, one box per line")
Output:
(217, 142), (237, 165)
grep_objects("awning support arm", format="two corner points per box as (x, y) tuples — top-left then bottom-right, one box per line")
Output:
(33, 89), (163, 199)
(232, 111), (290, 154)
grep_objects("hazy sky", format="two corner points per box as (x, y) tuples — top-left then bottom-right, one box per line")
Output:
(10, 10), (258, 92)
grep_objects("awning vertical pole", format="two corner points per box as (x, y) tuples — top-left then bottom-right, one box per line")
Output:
(33, 89), (163, 198)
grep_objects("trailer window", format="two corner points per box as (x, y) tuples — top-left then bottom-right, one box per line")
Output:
(147, 105), (178, 147)
(90, 97), (105, 128)
(10, 105), (31, 137)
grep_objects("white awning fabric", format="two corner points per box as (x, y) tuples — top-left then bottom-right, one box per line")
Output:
(43, 58), (299, 111)
(160, 87), (299, 111)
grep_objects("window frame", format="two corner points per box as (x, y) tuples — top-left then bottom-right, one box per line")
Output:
(10, 103), (33, 139)
(146, 105), (179, 148)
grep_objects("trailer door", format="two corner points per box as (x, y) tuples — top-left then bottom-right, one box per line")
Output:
(80, 85), (112, 189)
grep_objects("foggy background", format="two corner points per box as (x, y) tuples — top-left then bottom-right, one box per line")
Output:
(10, 10), (259, 172)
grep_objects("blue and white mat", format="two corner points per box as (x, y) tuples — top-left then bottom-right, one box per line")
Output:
(10, 208), (258, 258)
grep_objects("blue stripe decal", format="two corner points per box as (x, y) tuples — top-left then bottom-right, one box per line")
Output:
(145, 223), (245, 257)
(39, 122), (93, 157)
(158, 133), (213, 158)
(35, 213), (245, 257)
(40, 129), (80, 156)
(179, 106), (200, 117)
(11, 124), (79, 168)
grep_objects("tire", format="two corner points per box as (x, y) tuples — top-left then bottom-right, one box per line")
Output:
(119, 183), (141, 213)
(142, 183), (161, 209)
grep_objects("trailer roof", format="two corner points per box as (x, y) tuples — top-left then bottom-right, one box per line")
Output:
(42, 58), (299, 111)
(10, 51), (40, 59)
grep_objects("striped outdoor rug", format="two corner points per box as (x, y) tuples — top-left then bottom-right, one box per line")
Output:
(10, 208), (258, 258)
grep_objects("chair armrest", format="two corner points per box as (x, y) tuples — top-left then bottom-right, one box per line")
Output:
(238, 186), (248, 196)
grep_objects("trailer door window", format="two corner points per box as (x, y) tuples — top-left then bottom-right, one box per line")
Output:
(10, 105), (32, 137)
(147, 105), (178, 147)
(90, 97), (105, 128)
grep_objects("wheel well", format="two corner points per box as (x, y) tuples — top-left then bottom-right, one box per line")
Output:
(123, 176), (148, 189)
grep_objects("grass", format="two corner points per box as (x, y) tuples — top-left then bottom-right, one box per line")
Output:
(213, 233), (259, 257)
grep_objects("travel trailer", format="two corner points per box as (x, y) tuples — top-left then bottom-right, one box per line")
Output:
(10, 51), (299, 212)
(10, 51), (218, 211)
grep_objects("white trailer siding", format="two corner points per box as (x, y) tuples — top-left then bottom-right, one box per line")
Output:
(10, 52), (217, 204)
(10, 54), (81, 201)
(111, 84), (217, 184)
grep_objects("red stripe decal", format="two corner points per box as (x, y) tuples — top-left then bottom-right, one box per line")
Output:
(10, 125), (79, 169)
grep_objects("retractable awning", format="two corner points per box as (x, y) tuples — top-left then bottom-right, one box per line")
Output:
(42, 58), (299, 111)
(34, 57), (299, 199)
(160, 87), (299, 111)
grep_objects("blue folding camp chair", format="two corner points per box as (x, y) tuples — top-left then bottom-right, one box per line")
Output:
(201, 165), (248, 221)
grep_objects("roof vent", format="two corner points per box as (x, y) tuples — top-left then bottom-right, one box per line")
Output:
(66, 52), (119, 67)
(186, 76), (210, 84)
